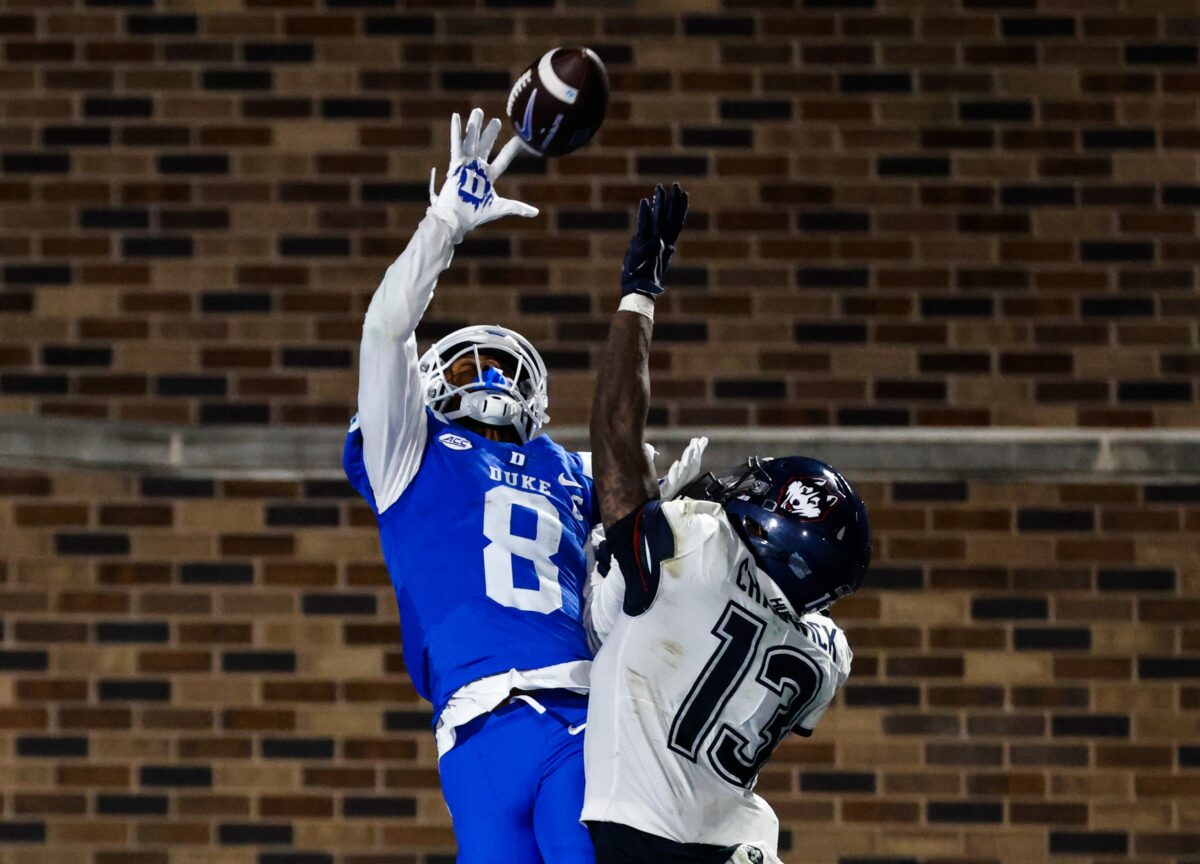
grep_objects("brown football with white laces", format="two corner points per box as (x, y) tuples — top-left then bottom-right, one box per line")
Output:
(506, 46), (609, 158)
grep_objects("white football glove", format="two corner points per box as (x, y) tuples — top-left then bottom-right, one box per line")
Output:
(656, 436), (709, 501)
(428, 107), (537, 243)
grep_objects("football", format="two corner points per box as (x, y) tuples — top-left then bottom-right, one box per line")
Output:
(506, 46), (609, 158)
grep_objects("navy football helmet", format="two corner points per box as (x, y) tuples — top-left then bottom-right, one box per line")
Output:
(680, 456), (871, 614)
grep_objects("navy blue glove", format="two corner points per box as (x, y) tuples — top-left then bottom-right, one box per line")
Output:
(620, 183), (688, 299)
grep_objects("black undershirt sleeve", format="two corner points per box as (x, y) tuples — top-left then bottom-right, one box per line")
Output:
(605, 499), (675, 617)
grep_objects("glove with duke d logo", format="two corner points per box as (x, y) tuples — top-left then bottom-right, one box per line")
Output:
(428, 107), (538, 243)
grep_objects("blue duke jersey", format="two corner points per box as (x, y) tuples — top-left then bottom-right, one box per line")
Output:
(344, 409), (596, 715)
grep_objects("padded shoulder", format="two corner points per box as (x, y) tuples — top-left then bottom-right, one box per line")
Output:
(658, 498), (727, 559)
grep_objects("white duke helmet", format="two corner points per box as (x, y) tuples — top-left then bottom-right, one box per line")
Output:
(417, 324), (550, 443)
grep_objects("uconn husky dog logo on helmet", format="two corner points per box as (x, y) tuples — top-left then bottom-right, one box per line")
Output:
(777, 477), (842, 521)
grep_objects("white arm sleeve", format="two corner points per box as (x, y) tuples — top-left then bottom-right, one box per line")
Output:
(583, 527), (626, 653)
(358, 208), (458, 514)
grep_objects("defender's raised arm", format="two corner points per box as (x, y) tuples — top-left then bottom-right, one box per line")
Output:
(591, 183), (688, 530)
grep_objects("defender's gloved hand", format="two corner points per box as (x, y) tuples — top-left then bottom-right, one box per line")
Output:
(620, 182), (688, 300)
(659, 436), (709, 501)
(428, 107), (537, 244)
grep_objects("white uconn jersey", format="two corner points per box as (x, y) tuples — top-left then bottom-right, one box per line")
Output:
(582, 499), (852, 850)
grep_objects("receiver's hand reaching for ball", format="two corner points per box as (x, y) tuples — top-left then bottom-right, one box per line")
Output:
(428, 107), (537, 244)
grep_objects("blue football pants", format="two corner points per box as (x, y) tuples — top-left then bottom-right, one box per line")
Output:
(438, 689), (594, 864)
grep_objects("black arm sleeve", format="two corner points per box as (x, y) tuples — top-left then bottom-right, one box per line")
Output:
(606, 499), (675, 617)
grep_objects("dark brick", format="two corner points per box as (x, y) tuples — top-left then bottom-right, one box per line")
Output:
(142, 477), (215, 498)
(243, 43), (315, 63)
(42, 126), (111, 147)
(56, 534), (131, 556)
(684, 15), (753, 37)
(281, 348), (352, 369)
(636, 155), (708, 176)
(1083, 129), (1156, 150)
(201, 293), (272, 314)
(261, 738), (335, 759)
(203, 70), (272, 91)
(96, 622), (169, 643)
(122, 236), (194, 258)
(1050, 833), (1128, 855)
(1017, 509), (1094, 532)
(794, 323), (867, 343)
(681, 127), (753, 148)
(800, 772), (876, 793)
(921, 297), (994, 317)
(972, 597), (1048, 620)
(180, 563), (254, 585)
(127, 14), (196, 34)
(1118, 380), (1193, 402)
(279, 237), (352, 257)
(1098, 569), (1175, 592)
(0, 651), (48, 671)
(364, 15), (435, 35)
(98, 679), (170, 701)
(97, 794), (168, 815)
(1081, 297), (1154, 317)
(16, 737), (88, 758)
(798, 211), (870, 232)
(961, 100), (1033, 122)
(878, 156), (950, 177)
(4, 265), (72, 285)
(841, 72), (911, 93)
(1014, 628), (1091, 650)
(156, 376), (226, 398)
(223, 652), (296, 674)
(140, 765), (213, 787)
(342, 797), (416, 818)
(928, 801), (1003, 823)
(43, 346), (112, 367)
(1126, 44), (1198, 65)
(301, 594), (376, 616)
(1081, 241), (1154, 262)
(218, 824), (293, 846)
(1002, 185), (1074, 206)
(1052, 714), (1130, 738)
(0, 822), (46, 842)
(1139, 657), (1200, 678)
(719, 100), (792, 121)
(2, 153), (70, 173)
(843, 685), (920, 707)
(84, 97), (153, 118)
(321, 99), (391, 119)
(797, 267), (868, 288)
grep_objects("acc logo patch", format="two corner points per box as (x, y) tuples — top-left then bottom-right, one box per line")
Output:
(778, 476), (842, 521)
(438, 432), (472, 451)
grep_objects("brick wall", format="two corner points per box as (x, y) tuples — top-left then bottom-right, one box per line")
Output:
(1, 466), (1197, 863)
(1, 3), (1198, 428)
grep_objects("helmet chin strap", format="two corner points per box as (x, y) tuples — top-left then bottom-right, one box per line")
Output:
(458, 390), (521, 427)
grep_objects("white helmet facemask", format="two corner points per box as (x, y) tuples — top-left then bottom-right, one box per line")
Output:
(417, 325), (549, 443)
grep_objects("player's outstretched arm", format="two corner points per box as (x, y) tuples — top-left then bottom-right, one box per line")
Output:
(591, 183), (688, 531)
(358, 109), (537, 513)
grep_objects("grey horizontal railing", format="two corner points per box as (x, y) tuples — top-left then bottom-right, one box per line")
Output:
(1, 415), (1198, 481)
